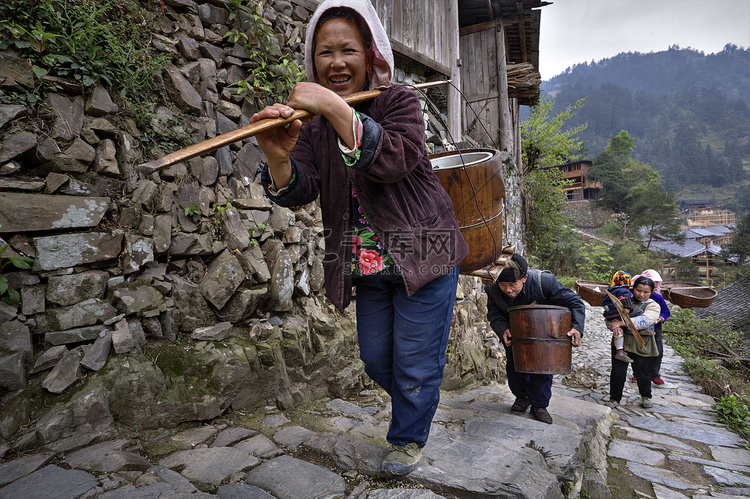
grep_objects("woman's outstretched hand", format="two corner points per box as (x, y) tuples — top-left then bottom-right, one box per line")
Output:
(250, 104), (302, 166)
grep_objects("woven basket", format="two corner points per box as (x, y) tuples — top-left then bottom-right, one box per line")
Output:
(663, 282), (717, 308)
(575, 280), (608, 307)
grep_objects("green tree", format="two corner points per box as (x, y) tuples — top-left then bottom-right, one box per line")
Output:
(521, 97), (587, 173)
(626, 177), (682, 248)
(523, 168), (573, 261)
(589, 130), (682, 245)
(724, 213), (750, 265)
(675, 257), (701, 282)
(520, 97), (587, 260)
(588, 130), (634, 211)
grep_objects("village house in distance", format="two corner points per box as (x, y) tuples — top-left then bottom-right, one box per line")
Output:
(552, 161), (738, 284)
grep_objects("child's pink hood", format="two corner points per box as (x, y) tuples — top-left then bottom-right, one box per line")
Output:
(304, 0), (394, 89)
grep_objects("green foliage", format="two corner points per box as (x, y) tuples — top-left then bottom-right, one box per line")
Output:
(224, 0), (304, 106)
(598, 221), (626, 239)
(663, 308), (750, 446)
(249, 222), (266, 247)
(577, 243), (614, 282)
(523, 168), (573, 257)
(724, 212), (750, 265)
(184, 203), (203, 223)
(589, 130), (682, 244)
(228, 50), (304, 106)
(0, 0), (169, 102)
(607, 242), (663, 277)
(544, 46), (750, 199)
(627, 177), (682, 246)
(212, 201), (234, 235)
(715, 395), (750, 445)
(0, 245), (35, 304)
(674, 257), (701, 282)
(520, 97), (587, 264)
(588, 131), (635, 212)
(521, 97), (587, 172)
(556, 276), (577, 290)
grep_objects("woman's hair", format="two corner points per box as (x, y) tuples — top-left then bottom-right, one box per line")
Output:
(632, 276), (655, 291)
(311, 7), (374, 59)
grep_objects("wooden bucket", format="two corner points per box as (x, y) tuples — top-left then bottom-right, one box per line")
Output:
(430, 149), (505, 273)
(508, 304), (572, 374)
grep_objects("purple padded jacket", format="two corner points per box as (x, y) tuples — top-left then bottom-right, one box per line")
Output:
(261, 85), (468, 311)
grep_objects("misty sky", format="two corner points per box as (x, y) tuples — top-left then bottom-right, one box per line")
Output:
(538, 0), (750, 80)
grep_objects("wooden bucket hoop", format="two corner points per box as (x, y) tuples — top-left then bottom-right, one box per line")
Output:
(430, 149), (505, 274)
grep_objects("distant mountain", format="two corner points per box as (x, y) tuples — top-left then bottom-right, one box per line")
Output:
(538, 44), (750, 211)
(545, 44), (750, 104)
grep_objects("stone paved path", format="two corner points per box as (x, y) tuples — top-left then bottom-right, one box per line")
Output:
(1, 303), (749, 498)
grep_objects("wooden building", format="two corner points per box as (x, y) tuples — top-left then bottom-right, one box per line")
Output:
(684, 226), (735, 248)
(648, 237), (737, 285)
(365, 0), (548, 168)
(687, 209), (736, 227)
(679, 199), (715, 215)
(545, 160), (601, 200)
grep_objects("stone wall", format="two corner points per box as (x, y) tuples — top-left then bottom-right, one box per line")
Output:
(0, 0), (506, 454)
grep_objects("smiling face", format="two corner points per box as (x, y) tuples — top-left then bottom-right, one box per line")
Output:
(313, 18), (371, 97)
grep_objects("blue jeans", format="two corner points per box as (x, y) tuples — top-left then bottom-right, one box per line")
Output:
(503, 344), (552, 408)
(354, 267), (459, 447)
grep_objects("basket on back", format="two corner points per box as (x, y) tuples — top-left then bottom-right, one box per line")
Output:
(575, 280), (608, 307)
(662, 282), (717, 308)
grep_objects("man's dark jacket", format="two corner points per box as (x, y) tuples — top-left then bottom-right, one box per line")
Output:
(262, 85), (468, 311)
(484, 269), (586, 335)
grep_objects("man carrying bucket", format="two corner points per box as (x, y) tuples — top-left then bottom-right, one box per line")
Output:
(484, 254), (585, 424)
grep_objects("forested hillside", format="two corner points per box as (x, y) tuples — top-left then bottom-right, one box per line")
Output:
(541, 45), (750, 213)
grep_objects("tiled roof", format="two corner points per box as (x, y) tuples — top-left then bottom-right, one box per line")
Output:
(647, 239), (723, 259)
(680, 199), (715, 205)
(696, 274), (750, 333)
(703, 225), (734, 235)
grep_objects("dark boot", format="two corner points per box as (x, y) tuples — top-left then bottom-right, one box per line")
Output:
(531, 406), (553, 424)
(510, 396), (531, 414)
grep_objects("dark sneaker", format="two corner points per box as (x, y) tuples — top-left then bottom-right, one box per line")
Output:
(531, 406), (553, 424)
(381, 442), (422, 476)
(511, 396), (531, 414)
(614, 350), (633, 363)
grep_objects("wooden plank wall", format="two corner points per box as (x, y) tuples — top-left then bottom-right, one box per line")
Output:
(374, 0), (453, 75)
(460, 26), (500, 147)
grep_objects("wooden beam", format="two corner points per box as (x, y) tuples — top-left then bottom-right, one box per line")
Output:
(459, 20), (497, 37)
(516, 2), (528, 62)
(465, 91), (500, 103)
(447, 0), (461, 141)
(495, 18), (513, 154)
(389, 38), (450, 76)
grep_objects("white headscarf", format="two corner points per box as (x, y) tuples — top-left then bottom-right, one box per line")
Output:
(304, 0), (394, 89)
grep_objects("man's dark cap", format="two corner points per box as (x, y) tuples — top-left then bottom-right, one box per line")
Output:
(496, 253), (528, 282)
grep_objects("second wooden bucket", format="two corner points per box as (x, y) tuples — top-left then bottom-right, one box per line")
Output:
(430, 149), (505, 273)
(508, 304), (572, 375)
